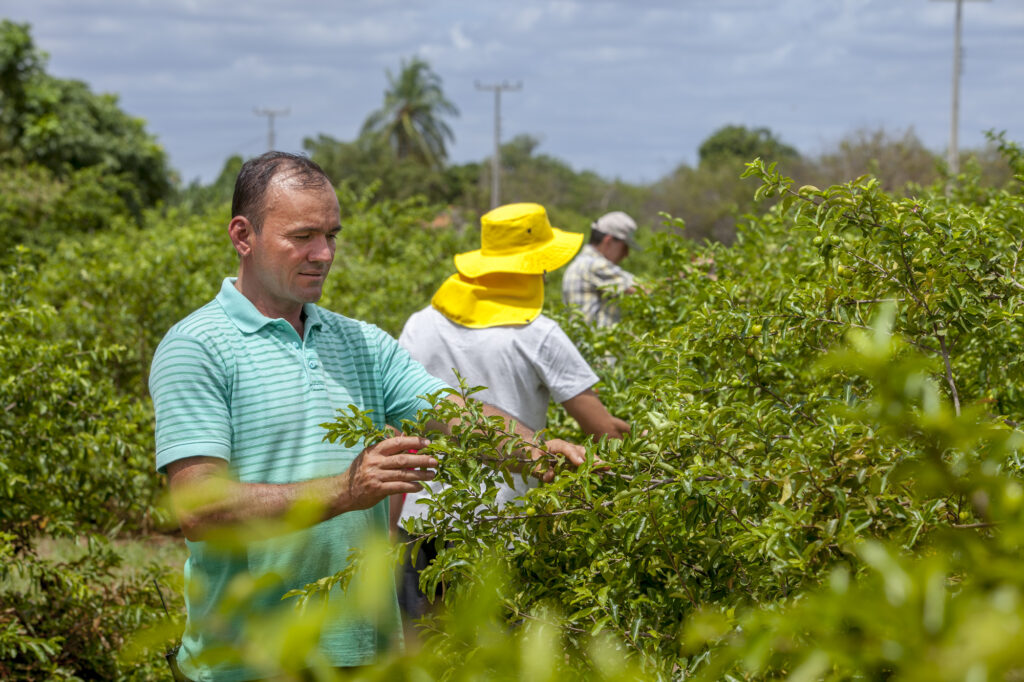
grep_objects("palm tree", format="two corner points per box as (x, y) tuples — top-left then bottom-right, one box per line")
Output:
(361, 57), (459, 170)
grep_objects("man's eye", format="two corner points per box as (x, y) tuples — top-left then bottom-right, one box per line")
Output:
(328, 232), (339, 241)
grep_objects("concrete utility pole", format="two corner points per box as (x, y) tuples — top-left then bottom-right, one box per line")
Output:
(932, 0), (989, 176)
(475, 81), (522, 209)
(254, 107), (290, 151)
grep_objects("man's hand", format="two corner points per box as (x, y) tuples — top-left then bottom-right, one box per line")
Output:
(340, 436), (438, 511)
(165, 437), (438, 542)
(529, 437), (590, 483)
(562, 389), (630, 441)
(610, 417), (631, 437)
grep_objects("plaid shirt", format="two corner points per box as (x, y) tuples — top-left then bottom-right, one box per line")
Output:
(561, 244), (635, 327)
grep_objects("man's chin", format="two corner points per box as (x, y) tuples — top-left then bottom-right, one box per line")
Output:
(297, 284), (325, 303)
(297, 275), (327, 298)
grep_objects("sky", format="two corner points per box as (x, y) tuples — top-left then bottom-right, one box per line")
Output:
(4, 0), (1023, 186)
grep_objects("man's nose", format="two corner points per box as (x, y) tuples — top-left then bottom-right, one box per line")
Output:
(309, 235), (334, 262)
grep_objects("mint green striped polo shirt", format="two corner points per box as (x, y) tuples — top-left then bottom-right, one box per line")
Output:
(149, 278), (447, 681)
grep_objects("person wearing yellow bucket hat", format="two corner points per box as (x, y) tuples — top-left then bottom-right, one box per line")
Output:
(392, 203), (630, 627)
(452, 202), (585, 278)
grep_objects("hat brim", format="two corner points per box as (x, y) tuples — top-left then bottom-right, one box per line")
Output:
(454, 227), (584, 278)
(432, 272), (544, 329)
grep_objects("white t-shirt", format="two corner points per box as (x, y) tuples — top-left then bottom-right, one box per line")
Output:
(397, 306), (598, 521)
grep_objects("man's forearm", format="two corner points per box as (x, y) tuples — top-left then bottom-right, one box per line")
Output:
(172, 470), (355, 542)
(168, 437), (436, 542)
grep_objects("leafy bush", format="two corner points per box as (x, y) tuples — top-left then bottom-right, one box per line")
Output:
(313, 143), (1024, 679)
(10, 129), (1024, 679)
(0, 253), (175, 679)
(0, 164), (145, 256)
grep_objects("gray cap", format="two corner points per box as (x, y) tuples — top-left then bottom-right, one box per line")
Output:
(593, 211), (641, 250)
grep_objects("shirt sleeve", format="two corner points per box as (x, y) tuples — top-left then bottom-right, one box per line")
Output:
(149, 331), (233, 474)
(373, 325), (450, 426)
(531, 322), (599, 404)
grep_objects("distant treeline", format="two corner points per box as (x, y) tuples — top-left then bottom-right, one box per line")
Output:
(1, 19), (1015, 252)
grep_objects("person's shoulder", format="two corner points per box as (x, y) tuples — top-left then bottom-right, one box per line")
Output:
(564, 249), (592, 271)
(315, 306), (378, 334)
(513, 314), (567, 344)
(151, 300), (237, 376)
(159, 299), (232, 346)
(313, 306), (399, 349)
(399, 304), (440, 337)
(404, 304), (440, 326)
(526, 313), (561, 333)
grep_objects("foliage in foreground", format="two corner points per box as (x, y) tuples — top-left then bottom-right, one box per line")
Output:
(311, 141), (1024, 680)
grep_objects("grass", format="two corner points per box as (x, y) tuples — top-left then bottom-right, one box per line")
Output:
(34, 531), (188, 572)
(2, 531), (187, 597)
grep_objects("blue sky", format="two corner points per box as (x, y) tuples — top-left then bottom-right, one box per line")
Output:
(5, 0), (1023, 185)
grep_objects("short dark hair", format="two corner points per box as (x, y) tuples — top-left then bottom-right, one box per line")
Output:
(231, 152), (332, 233)
(589, 228), (609, 246)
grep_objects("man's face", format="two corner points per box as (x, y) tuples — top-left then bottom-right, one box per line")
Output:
(244, 180), (341, 319)
(602, 235), (630, 265)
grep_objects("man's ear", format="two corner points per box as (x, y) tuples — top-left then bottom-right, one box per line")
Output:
(597, 233), (617, 257)
(228, 216), (255, 257)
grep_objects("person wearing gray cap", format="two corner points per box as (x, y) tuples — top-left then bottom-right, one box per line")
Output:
(561, 211), (640, 327)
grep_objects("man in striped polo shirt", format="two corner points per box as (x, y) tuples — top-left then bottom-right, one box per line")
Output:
(149, 152), (585, 681)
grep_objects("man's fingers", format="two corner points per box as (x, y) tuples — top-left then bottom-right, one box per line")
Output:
(386, 480), (429, 494)
(381, 467), (435, 483)
(372, 435), (431, 456)
(545, 439), (588, 467)
(378, 453), (438, 470)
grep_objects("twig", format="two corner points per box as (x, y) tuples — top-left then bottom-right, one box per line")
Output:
(937, 333), (961, 417)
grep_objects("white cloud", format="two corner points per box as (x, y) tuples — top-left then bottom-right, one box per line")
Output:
(451, 22), (473, 51)
(6, 0), (1023, 184)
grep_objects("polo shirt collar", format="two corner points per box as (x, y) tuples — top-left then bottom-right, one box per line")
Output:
(216, 277), (323, 336)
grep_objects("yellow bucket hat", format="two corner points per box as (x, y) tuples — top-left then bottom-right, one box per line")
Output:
(453, 203), (584, 278)
(432, 271), (544, 329)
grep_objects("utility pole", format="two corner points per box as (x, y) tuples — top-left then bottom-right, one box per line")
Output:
(254, 107), (290, 151)
(932, 0), (988, 176)
(475, 81), (522, 209)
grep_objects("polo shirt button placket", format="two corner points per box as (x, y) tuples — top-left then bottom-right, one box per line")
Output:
(305, 351), (325, 390)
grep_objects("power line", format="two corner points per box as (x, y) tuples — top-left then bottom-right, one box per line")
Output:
(475, 81), (522, 209)
(253, 107), (290, 151)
